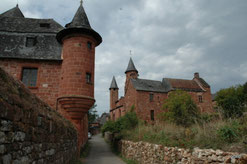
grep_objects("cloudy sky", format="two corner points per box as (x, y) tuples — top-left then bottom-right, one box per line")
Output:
(1, 0), (247, 115)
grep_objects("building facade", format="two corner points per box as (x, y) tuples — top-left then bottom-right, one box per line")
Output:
(0, 3), (102, 150)
(110, 58), (213, 122)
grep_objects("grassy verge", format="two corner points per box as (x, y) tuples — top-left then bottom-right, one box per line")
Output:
(121, 116), (247, 153)
(69, 141), (91, 164)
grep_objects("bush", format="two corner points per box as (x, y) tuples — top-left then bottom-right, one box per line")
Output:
(217, 122), (239, 143)
(160, 90), (200, 127)
(216, 85), (246, 118)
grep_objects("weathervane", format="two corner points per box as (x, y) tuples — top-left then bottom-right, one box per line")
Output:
(130, 50), (132, 57)
(80, 0), (83, 5)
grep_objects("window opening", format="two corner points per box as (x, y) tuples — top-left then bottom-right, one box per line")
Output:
(86, 73), (92, 83)
(21, 68), (38, 87)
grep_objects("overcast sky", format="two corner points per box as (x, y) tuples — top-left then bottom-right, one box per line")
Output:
(1, 0), (247, 115)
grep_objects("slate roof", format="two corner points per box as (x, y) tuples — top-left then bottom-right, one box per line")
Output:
(125, 57), (138, 73)
(197, 78), (210, 88)
(56, 3), (102, 46)
(0, 5), (24, 18)
(0, 6), (64, 60)
(164, 78), (204, 92)
(109, 76), (119, 89)
(130, 77), (205, 93)
(130, 78), (171, 93)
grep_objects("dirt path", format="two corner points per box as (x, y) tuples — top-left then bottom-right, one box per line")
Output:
(84, 134), (125, 164)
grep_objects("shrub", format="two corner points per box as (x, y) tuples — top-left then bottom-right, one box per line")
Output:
(160, 90), (200, 127)
(216, 85), (246, 118)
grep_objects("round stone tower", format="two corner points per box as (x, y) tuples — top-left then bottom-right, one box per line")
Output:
(56, 2), (102, 150)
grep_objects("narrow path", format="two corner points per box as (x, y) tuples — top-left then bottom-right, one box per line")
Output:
(84, 134), (125, 164)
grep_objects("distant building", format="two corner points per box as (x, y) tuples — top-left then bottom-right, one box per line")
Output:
(109, 58), (214, 122)
(0, 3), (102, 149)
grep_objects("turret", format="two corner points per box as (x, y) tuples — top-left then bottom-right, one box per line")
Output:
(125, 57), (138, 93)
(109, 76), (119, 110)
(56, 1), (102, 151)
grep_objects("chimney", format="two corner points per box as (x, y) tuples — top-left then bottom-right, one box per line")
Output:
(194, 72), (199, 79)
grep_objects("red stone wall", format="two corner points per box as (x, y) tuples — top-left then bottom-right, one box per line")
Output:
(110, 89), (118, 110)
(0, 59), (61, 109)
(58, 34), (95, 98)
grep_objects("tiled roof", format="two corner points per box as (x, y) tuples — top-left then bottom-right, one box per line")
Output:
(164, 78), (204, 92)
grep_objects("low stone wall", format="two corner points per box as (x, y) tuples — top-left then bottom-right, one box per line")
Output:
(121, 140), (247, 164)
(0, 68), (78, 163)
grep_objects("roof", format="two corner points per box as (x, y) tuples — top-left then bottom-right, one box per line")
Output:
(0, 17), (64, 33)
(65, 3), (91, 29)
(131, 78), (171, 93)
(109, 76), (119, 89)
(164, 78), (204, 92)
(56, 3), (102, 46)
(198, 78), (210, 88)
(0, 6), (63, 60)
(0, 5), (24, 18)
(125, 57), (138, 73)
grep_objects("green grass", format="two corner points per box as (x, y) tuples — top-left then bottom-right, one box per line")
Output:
(121, 116), (247, 153)
(122, 157), (138, 164)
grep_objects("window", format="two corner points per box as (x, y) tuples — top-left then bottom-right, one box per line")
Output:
(86, 73), (92, 83)
(40, 23), (50, 28)
(87, 42), (92, 49)
(21, 68), (38, 87)
(149, 93), (154, 102)
(150, 110), (154, 121)
(26, 37), (36, 47)
(199, 95), (203, 103)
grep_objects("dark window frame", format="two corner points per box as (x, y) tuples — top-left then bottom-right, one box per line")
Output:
(150, 110), (154, 121)
(21, 67), (38, 87)
(86, 72), (92, 84)
(26, 37), (37, 47)
(149, 93), (154, 102)
(87, 41), (92, 50)
(40, 23), (50, 28)
(199, 95), (203, 103)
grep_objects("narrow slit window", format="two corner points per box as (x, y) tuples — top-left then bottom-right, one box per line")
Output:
(40, 23), (50, 28)
(21, 68), (38, 87)
(150, 110), (154, 121)
(86, 73), (92, 83)
(150, 93), (154, 102)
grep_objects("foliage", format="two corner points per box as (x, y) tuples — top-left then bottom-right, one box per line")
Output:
(101, 111), (138, 134)
(121, 118), (247, 153)
(88, 104), (98, 124)
(215, 85), (246, 118)
(161, 90), (200, 127)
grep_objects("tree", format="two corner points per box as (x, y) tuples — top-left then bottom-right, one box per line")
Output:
(88, 104), (98, 124)
(161, 90), (200, 127)
(216, 85), (245, 118)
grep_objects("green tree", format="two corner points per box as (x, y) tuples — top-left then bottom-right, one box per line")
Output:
(161, 90), (200, 127)
(88, 104), (98, 124)
(215, 85), (245, 118)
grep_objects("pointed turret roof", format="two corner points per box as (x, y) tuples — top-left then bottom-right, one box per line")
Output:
(125, 57), (138, 73)
(109, 76), (119, 89)
(0, 5), (24, 18)
(65, 3), (91, 29)
(56, 2), (102, 46)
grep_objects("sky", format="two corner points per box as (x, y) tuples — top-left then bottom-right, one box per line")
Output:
(1, 0), (247, 115)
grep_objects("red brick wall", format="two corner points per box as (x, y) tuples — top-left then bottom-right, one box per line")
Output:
(0, 59), (61, 109)
(110, 89), (118, 110)
(136, 91), (168, 123)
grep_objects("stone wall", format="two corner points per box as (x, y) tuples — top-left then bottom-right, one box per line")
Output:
(120, 140), (247, 164)
(0, 68), (78, 163)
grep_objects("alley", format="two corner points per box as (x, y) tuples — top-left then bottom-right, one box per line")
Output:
(84, 134), (125, 164)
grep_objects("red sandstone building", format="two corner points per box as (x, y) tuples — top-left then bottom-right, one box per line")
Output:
(109, 58), (213, 122)
(0, 3), (102, 149)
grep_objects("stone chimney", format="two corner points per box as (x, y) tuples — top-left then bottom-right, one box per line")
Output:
(194, 72), (199, 79)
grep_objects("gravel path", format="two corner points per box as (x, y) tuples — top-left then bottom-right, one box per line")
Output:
(84, 134), (125, 164)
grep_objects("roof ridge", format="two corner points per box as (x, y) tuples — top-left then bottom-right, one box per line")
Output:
(0, 5), (24, 18)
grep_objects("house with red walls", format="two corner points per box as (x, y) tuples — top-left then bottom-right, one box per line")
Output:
(109, 58), (214, 122)
(0, 2), (102, 149)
